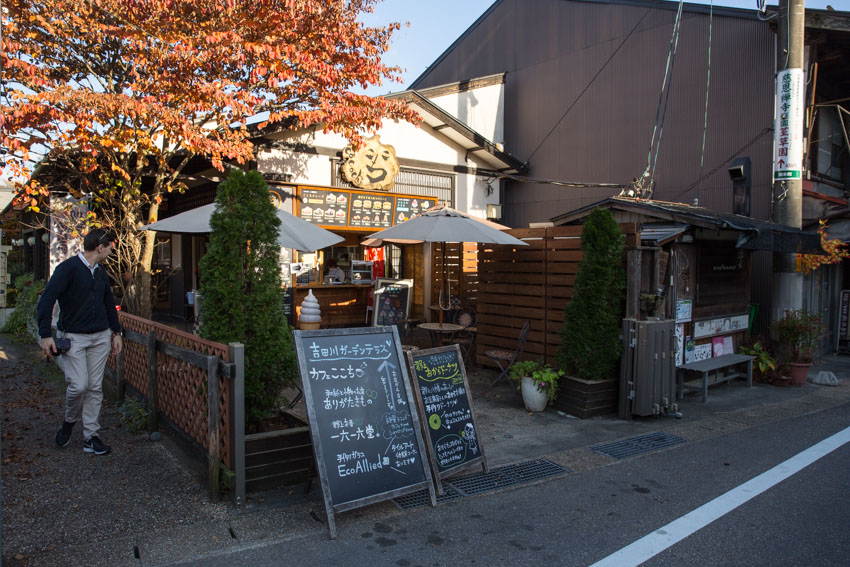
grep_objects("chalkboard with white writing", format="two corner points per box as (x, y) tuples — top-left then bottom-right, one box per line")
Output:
(406, 345), (487, 485)
(294, 326), (436, 538)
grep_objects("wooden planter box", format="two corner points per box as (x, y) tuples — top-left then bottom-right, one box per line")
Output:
(245, 412), (313, 492)
(554, 377), (618, 418)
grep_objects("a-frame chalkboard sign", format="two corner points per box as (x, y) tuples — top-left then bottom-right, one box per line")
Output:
(406, 345), (487, 491)
(293, 326), (436, 538)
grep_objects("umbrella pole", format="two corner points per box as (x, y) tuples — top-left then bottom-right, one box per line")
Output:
(439, 244), (447, 327)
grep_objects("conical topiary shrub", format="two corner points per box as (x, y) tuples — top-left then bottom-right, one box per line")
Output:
(557, 207), (626, 381)
(199, 169), (297, 427)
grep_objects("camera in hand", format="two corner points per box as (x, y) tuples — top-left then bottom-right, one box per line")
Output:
(54, 337), (71, 356)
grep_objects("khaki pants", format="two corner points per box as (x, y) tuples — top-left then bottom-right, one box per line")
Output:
(60, 329), (111, 440)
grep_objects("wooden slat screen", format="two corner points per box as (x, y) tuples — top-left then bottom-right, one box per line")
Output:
(475, 225), (637, 367)
(431, 242), (479, 312)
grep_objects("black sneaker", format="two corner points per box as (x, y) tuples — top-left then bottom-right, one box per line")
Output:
(83, 436), (111, 455)
(55, 421), (75, 448)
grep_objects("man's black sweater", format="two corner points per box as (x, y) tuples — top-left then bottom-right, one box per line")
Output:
(37, 255), (121, 338)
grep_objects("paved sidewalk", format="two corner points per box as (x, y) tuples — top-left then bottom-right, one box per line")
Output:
(2, 332), (849, 566)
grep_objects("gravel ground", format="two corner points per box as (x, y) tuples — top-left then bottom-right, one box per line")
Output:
(1, 334), (229, 567)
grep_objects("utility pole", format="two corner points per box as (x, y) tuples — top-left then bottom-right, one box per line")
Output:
(772, 0), (806, 320)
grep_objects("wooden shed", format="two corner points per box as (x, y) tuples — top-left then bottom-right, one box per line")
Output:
(548, 197), (822, 416)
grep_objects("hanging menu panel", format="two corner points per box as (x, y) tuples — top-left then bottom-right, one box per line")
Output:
(299, 188), (349, 227)
(295, 186), (440, 231)
(349, 193), (395, 229)
(394, 196), (436, 225)
(293, 327), (435, 538)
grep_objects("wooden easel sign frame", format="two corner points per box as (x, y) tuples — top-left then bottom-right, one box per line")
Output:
(293, 326), (436, 538)
(406, 344), (487, 493)
(372, 278), (413, 327)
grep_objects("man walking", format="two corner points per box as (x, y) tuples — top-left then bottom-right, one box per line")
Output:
(38, 228), (123, 455)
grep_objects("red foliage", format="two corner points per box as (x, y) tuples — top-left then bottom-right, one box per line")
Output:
(2, 0), (419, 196)
(799, 220), (850, 275)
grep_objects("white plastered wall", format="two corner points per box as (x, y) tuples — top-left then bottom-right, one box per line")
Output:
(256, 81), (506, 219)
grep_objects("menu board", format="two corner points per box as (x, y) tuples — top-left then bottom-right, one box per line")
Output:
(299, 188), (349, 227)
(407, 345), (486, 483)
(295, 186), (439, 231)
(349, 193), (394, 229)
(372, 278), (413, 327)
(394, 196), (435, 225)
(293, 327), (436, 538)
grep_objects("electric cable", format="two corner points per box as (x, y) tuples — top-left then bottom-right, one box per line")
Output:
(524, 6), (654, 164)
(693, 0), (714, 206)
(671, 127), (772, 202)
(642, 0), (685, 195)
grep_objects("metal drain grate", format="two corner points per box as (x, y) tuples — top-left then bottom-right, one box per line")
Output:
(591, 432), (687, 459)
(446, 459), (568, 496)
(393, 483), (463, 510)
(393, 459), (568, 508)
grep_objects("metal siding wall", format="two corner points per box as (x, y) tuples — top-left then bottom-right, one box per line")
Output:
(333, 168), (455, 206)
(748, 250), (773, 336)
(414, 0), (776, 228)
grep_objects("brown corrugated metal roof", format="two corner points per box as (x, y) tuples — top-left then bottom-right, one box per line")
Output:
(550, 196), (824, 253)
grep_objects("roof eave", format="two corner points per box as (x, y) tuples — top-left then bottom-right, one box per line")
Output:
(405, 92), (528, 175)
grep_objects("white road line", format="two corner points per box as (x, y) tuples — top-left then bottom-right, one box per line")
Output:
(590, 424), (850, 567)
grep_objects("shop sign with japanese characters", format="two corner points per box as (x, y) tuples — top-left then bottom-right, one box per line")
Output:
(773, 68), (804, 181)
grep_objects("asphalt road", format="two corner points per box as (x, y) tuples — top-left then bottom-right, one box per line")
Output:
(171, 402), (850, 567)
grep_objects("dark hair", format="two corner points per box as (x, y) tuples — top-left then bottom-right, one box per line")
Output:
(83, 228), (116, 251)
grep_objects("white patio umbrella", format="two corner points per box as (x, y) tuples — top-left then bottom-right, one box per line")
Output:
(365, 205), (525, 246)
(367, 205), (528, 323)
(139, 203), (343, 252)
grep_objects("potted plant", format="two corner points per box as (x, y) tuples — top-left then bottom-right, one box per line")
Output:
(737, 338), (777, 381)
(771, 310), (824, 386)
(509, 360), (564, 412)
(555, 208), (625, 417)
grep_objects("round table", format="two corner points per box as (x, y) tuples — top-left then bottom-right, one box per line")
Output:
(418, 322), (464, 347)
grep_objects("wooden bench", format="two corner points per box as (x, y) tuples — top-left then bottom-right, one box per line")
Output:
(677, 353), (755, 403)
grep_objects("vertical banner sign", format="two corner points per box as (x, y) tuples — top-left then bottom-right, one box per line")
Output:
(773, 68), (804, 181)
(406, 345), (487, 490)
(293, 327), (435, 539)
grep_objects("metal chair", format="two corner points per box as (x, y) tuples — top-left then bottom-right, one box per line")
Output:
(452, 309), (477, 366)
(484, 320), (531, 386)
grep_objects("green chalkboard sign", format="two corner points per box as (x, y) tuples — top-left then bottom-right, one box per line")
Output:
(293, 326), (436, 538)
(406, 345), (487, 486)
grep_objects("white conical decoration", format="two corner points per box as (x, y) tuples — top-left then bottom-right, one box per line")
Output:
(299, 289), (322, 323)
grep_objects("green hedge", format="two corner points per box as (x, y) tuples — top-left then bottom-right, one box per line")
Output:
(2, 273), (43, 335)
(557, 208), (625, 381)
(198, 170), (297, 427)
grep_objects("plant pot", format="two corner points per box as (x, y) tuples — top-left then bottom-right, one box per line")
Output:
(521, 376), (548, 412)
(554, 376), (618, 418)
(244, 411), (313, 492)
(788, 362), (811, 386)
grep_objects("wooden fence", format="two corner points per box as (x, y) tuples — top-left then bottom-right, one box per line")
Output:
(107, 312), (244, 502)
(431, 242), (479, 312)
(475, 225), (638, 366)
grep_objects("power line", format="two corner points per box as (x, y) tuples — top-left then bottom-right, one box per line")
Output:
(693, 0), (714, 206)
(671, 127), (772, 201)
(525, 5), (654, 164)
(637, 0), (685, 198)
(495, 172), (627, 190)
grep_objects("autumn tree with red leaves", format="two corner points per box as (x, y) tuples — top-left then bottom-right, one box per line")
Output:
(1, 0), (417, 316)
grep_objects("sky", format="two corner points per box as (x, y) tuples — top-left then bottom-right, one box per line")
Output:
(360, 0), (842, 96)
